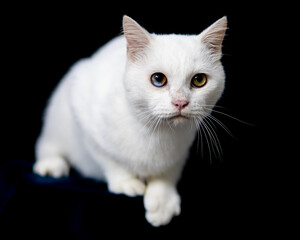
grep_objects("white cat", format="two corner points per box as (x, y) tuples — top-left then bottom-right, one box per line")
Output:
(33, 15), (227, 227)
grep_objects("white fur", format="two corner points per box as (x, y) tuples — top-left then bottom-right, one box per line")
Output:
(33, 16), (227, 226)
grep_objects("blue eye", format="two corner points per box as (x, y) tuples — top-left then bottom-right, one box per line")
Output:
(151, 72), (167, 87)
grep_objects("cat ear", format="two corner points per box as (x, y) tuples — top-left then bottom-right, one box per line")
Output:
(199, 16), (228, 57)
(123, 16), (151, 62)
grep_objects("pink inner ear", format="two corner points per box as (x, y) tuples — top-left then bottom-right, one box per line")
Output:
(199, 16), (227, 55)
(123, 16), (151, 61)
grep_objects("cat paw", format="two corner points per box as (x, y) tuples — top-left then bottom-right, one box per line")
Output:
(108, 178), (146, 197)
(33, 157), (70, 178)
(144, 184), (181, 227)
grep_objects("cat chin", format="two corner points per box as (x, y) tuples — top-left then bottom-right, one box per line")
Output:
(168, 115), (191, 126)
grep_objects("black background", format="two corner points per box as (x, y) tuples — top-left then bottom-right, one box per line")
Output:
(0, 2), (292, 239)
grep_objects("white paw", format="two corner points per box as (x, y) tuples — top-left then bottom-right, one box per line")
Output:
(33, 157), (70, 178)
(144, 184), (181, 227)
(108, 178), (146, 197)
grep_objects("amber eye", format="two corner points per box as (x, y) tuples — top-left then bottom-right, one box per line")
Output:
(151, 72), (167, 87)
(191, 73), (207, 88)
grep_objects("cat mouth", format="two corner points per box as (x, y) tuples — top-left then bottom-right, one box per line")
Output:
(168, 114), (189, 120)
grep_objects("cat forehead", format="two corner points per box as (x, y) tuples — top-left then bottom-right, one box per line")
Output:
(152, 34), (200, 56)
(147, 34), (211, 74)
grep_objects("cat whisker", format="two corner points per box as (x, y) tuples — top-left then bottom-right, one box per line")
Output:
(202, 116), (223, 160)
(190, 110), (225, 162)
(138, 103), (247, 164)
(143, 116), (160, 155)
(194, 116), (214, 162)
(193, 117), (204, 158)
(206, 114), (235, 139)
(190, 104), (254, 163)
(201, 106), (255, 126)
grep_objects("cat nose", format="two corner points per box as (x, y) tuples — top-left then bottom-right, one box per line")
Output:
(172, 100), (189, 111)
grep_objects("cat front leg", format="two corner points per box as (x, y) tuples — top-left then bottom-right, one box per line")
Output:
(144, 159), (185, 227)
(103, 160), (146, 197)
(33, 138), (70, 178)
(144, 177), (181, 227)
(33, 156), (70, 178)
(144, 160), (184, 227)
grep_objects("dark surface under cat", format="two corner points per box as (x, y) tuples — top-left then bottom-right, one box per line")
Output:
(0, 159), (274, 239)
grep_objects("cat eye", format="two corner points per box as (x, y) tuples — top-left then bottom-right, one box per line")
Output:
(151, 72), (167, 87)
(191, 73), (207, 88)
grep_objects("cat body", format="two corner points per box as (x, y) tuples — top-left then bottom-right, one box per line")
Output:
(33, 16), (227, 226)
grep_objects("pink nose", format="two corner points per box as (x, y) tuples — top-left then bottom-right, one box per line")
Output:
(172, 100), (189, 110)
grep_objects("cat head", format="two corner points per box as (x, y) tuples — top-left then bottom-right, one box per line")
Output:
(123, 16), (227, 128)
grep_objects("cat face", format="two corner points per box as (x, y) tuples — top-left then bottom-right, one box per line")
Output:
(123, 16), (227, 127)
